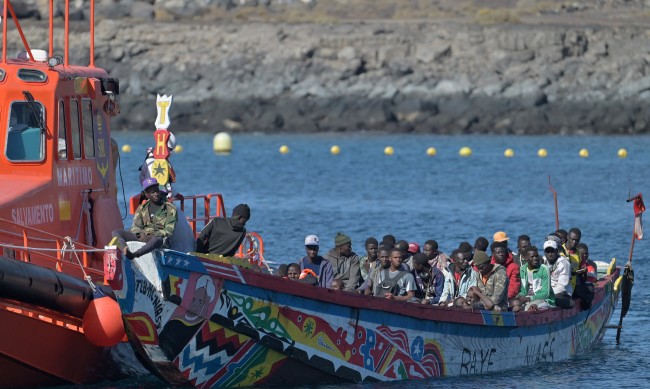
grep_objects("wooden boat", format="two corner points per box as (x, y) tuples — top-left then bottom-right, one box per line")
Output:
(106, 242), (622, 387)
(0, 0), (131, 386)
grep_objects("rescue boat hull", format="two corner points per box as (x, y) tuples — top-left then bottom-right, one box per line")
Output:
(0, 299), (117, 387)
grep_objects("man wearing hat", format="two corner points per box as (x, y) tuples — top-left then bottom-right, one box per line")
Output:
(112, 177), (178, 259)
(468, 250), (508, 310)
(324, 232), (361, 292)
(543, 239), (573, 309)
(298, 235), (334, 288)
(196, 203), (251, 257)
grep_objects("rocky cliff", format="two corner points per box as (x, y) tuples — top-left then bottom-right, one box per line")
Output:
(5, 0), (650, 134)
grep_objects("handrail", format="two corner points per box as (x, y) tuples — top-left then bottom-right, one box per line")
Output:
(0, 217), (105, 282)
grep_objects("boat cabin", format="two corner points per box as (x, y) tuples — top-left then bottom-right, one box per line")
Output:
(0, 0), (123, 267)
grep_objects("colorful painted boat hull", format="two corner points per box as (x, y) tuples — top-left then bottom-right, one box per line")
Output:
(109, 248), (620, 388)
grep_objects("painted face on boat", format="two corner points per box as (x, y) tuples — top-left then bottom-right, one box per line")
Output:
(189, 286), (209, 317)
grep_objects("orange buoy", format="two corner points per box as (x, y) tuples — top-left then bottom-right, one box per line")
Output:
(82, 294), (125, 347)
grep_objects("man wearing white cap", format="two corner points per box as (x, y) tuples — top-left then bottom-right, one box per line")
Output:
(543, 239), (573, 309)
(299, 235), (333, 288)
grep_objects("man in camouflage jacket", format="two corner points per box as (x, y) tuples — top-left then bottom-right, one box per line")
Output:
(112, 177), (178, 259)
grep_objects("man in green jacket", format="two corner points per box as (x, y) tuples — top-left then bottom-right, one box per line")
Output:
(517, 245), (555, 311)
(112, 177), (178, 259)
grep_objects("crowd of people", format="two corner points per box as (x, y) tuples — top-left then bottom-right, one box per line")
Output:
(111, 144), (597, 314)
(279, 229), (598, 312)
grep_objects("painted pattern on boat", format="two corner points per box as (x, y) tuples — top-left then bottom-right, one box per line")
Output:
(109, 246), (619, 388)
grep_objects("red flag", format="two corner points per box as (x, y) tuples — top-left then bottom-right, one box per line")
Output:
(633, 193), (645, 240)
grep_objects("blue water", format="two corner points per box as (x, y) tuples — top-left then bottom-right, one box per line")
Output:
(99, 132), (650, 388)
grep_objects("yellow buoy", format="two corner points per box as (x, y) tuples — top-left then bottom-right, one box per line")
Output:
(426, 147), (437, 156)
(279, 145), (289, 154)
(618, 148), (628, 158)
(537, 148), (548, 158)
(121, 144), (131, 153)
(330, 145), (341, 155)
(459, 146), (472, 157)
(504, 148), (514, 158)
(213, 132), (232, 154)
(384, 146), (394, 155)
(579, 148), (589, 158)
(174, 145), (183, 153)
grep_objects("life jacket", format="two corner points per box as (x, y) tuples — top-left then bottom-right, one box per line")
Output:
(300, 269), (317, 279)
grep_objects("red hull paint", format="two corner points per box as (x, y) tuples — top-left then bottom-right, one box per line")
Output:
(0, 299), (112, 387)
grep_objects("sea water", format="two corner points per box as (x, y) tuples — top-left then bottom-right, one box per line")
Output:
(77, 132), (650, 388)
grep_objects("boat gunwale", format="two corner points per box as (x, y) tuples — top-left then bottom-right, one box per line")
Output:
(164, 250), (620, 328)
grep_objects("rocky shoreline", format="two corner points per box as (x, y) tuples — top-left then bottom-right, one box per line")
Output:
(7, 0), (650, 134)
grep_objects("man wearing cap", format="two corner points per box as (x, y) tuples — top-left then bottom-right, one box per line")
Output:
(196, 204), (251, 257)
(468, 250), (509, 310)
(517, 246), (555, 311)
(324, 232), (361, 292)
(543, 239), (573, 309)
(298, 235), (334, 288)
(112, 177), (178, 259)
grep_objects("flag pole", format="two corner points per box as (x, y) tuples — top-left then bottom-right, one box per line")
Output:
(548, 175), (559, 230)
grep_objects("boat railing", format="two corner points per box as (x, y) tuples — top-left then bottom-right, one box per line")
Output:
(0, 217), (106, 283)
(2, 0), (97, 66)
(130, 192), (266, 266)
(172, 193), (227, 235)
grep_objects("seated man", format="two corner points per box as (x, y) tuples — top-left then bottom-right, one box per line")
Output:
(373, 248), (417, 301)
(360, 246), (391, 294)
(423, 239), (449, 272)
(359, 237), (379, 281)
(299, 234), (334, 288)
(468, 250), (509, 311)
(112, 177), (178, 259)
(324, 232), (361, 292)
(543, 239), (573, 309)
(439, 249), (478, 305)
(576, 243), (598, 283)
(196, 204), (250, 256)
(517, 246), (555, 311)
(411, 253), (445, 304)
(490, 241), (521, 300)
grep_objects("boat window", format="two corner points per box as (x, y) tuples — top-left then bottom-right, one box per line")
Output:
(5, 101), (45, 162)
(58, 100), (67, 160)
(70, 100), (82, 159)
(0, 68), (5, 82)
(82, 100), (95, 158)
(17, 69), (47, 82)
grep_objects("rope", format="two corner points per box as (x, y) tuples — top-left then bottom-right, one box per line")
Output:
(0, 242), (111, 253)
(61, 236), (97, 292)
